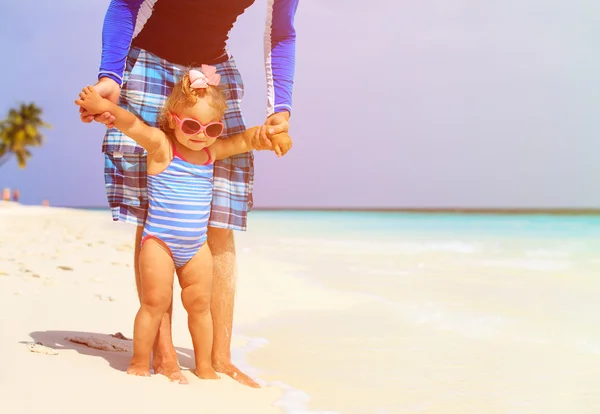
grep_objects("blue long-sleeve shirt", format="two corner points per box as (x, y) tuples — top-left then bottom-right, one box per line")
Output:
(98, 0), (299, 115)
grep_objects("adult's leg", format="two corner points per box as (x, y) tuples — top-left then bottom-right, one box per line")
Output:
(207, 227), (259, 388)
(132, 225), (186, 383)
(206, 57), (258, 387)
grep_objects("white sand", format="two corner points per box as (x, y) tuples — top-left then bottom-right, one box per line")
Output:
(0, 203), (366, 414)
(5, 203), (600, 414)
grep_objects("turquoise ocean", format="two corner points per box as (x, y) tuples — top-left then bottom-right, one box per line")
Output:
(238, 211), (600, 414)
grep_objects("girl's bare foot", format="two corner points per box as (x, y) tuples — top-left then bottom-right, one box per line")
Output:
(127, 359), (151, 377)
(195, 364), (220, 380)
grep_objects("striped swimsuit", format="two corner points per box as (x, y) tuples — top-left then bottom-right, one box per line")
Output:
(141, 143), (213, 269)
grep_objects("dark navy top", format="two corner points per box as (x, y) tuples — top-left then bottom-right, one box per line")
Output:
(98, 0), (299, 114)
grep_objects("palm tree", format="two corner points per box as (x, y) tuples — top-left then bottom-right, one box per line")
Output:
(0, 103), (51, 169)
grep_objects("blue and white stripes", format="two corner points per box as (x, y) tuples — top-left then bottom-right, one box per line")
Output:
(142, 153), (213, 268)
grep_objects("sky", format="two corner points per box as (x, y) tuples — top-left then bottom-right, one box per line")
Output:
(1, 0), (599, 208)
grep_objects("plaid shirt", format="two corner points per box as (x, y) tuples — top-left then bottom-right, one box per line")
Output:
(102, 48), (253, 231)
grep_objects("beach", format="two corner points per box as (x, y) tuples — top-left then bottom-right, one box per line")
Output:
(2, 204), (600, 413)
(0, 203), (281, 414)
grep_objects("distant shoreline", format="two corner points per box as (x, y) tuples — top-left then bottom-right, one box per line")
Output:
(255, 208), (600, 216)
(54, 205), (600, 216)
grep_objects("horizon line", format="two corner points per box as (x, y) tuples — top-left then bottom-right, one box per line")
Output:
(54, 205), (600, 216)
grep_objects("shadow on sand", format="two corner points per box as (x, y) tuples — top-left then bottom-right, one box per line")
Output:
(27, 330), (196, 373)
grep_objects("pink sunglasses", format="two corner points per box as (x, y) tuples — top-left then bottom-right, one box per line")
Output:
(171, 114), (224, 138)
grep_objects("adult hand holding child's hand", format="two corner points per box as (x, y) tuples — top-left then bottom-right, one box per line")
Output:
(252, 111), (292, 156)
(252, 111), (290, 151)
(78, 77), (120, 128)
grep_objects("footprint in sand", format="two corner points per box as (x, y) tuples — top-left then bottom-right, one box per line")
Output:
(25, 342), (59, 355)
(66, 334), (132, 352)
(95, 294), (115, 302)
(111, 332), (131, 341)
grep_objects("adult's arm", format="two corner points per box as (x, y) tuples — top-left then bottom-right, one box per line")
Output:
(97, 0), (145, 86)
(264, 0), (300, 116)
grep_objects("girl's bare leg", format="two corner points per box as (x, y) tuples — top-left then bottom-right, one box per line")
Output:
(127, 238), (175, 377)
(177, 243), (219, 379)
(134, 226), (184, 383)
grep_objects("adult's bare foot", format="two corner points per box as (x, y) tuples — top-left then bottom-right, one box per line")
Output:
(153, 349), (188, 384)
(127, 359), (151, 377)
(213, 359), (260, 388)
(195, 364), (220, 380)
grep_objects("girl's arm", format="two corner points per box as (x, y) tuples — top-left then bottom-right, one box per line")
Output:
(211, 127), (257, 161)
(75, 86), (165, 154)
(211, 127), (293, 160)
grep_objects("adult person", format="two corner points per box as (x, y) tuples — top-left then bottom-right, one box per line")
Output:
(79, 0), (299, 386)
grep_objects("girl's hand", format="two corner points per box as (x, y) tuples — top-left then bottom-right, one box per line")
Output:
(270, 133), (293, 157)
(78, 77), (120, 128)
(92, 112), (117, 127)
(252, 111), (290, 150)
(75, 86), (113, 118)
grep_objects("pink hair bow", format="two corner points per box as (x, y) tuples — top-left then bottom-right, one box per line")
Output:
(189, 65), (221, 89)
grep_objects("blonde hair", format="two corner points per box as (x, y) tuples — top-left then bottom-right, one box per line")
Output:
(158, 72), (228, 134)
